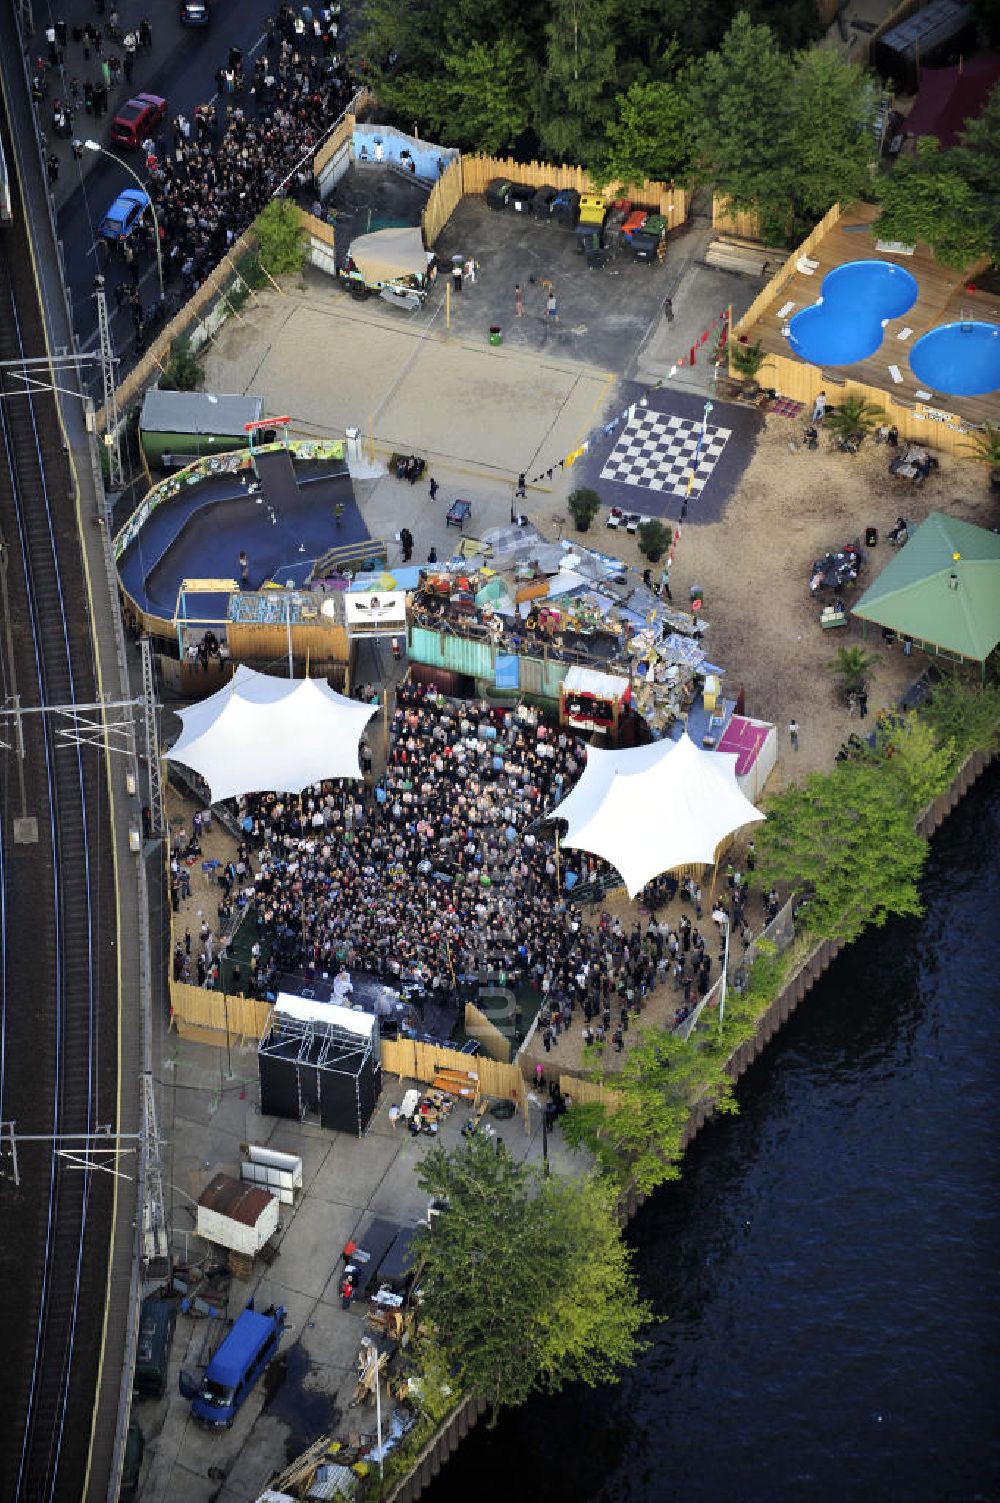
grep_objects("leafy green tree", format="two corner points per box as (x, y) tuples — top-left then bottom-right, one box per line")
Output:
(411, 1136), (648, 1416)
(600, 78), (693, 187)
(962, 422), (1000, 468)
(159, 336), (202, 392)
(875, 136), (994, 268)
(567, 487), (602, 530)
(561, 1026), (737, 1194)
(540, 0), (618, 163)
(637, 518), (671, 561)
(920, 676), (1000, 768)
(755, 761), (927, 945)
(785, 49), (877, 231)
(253, 199), (307, 275)
(730, 338), (768, 384)
(685, 15), (795, 243)
(882, 718), (956, 813)
(414, 40), (531, 154)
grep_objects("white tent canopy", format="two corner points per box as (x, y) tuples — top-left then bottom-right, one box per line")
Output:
(166, 665), (377, 803)
(551, 733), (764, 897)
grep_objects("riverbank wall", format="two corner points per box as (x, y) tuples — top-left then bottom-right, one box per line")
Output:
(383, 743), (997, 1501)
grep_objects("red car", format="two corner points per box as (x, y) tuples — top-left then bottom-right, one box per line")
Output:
(110, 93), (167, 149)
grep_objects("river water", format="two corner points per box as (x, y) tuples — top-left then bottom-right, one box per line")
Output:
(424, 765), (1000, 1503)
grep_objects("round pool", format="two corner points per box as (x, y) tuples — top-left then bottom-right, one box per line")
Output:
(909, 320), (1000, 396)
(786, 260), (919, 367)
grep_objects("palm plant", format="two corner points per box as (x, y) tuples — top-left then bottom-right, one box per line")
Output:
(824, 395), (884, 445)
(730, 339), (767, 384)
(962, 422), (1000, 467)
(826, 644), (880, 698)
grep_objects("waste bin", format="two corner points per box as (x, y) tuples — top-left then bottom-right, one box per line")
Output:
(489, 326), (503, 347)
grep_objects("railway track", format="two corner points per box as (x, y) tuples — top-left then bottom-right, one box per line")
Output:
(0, 125), (118, 1503)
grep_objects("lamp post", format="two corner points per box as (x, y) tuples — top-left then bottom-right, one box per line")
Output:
(83, 139), (164, 302)
(718, 912), (731, 1033)
(528, 1091), (550, 1176)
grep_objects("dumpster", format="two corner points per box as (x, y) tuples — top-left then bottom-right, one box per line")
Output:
(643, 214), (669, 238)
(578, 192), (607, 228)
(509, 184), (536, 213)
(532, 186), (558, 219)
(485, 178), (513, 211)
(630, 231), (664, 263)
(550, 189), (580, 227)
(489, 326), (502, 346)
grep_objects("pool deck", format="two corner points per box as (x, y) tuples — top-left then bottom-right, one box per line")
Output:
(744, 202), (1000, 429)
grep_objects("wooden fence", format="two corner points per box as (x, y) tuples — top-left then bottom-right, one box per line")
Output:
(421, 157), (464, 248)
(559, 1074), (621, 1109)
(712, 195), (763, 242)
(463, 1002), (511, 1063)
(461, 154), (689, 225)
(732, 201), (843, 341)
(169, 978), (273, 1042)
(380, 1036), (524, 1105)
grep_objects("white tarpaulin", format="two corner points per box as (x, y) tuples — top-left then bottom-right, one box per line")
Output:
(166, 665), (377, 802)
(551, 732), (764, 897)
(348, 226), (429, 282)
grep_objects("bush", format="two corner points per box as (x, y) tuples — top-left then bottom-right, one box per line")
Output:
(567, 487), (602, 531)
(637, 518), (670, 562)
(159, 336), (202, 392)
(253, 198), (307, 275)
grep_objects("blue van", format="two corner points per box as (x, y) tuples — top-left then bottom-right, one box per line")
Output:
(188, 1303), (286, 1428)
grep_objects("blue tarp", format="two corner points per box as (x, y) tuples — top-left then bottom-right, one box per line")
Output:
(495, 653), (520, 689)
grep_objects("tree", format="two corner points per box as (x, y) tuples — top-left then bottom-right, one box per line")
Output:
(637, 518), (670, 561)
(567, 486), (602, 530)
(755, 761), (927, 945)
(159, 336), (202, 392)
(921, 675), (1000, 768)
(962, 422), (1000, 468)
(540, 0), (618, 164)
(253, 199), (306, 275)
(730, 338), (768, 384)
(419, 40), (530, 154)
(881, 717), (955, 813)
(785, 48), (877, 233)
(685, 15), (794, 244)
(411, 1137), (649, 1416)
(874, 136), (994, 269)
(561, 1026), (738, 1194)
(824, 394), (884, 444)
(600, 77), (693, 187)
(826, 644), (880, 698)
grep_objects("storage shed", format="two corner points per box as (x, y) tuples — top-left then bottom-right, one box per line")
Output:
(874, 1), (974, 92)
(139, 390), (264, 469)
(196, 1173), (280, 1259)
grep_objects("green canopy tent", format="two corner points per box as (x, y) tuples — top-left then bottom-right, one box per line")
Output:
(852, 512), (1000, 677)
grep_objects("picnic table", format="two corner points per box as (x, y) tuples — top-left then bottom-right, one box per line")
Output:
(446, 498), (472, 530)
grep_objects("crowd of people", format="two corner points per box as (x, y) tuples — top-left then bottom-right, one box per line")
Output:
(34, 4), (353, 337)
(176, 682), (766, 1049)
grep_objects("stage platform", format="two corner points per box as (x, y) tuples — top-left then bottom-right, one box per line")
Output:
(116, 451), (370, 623)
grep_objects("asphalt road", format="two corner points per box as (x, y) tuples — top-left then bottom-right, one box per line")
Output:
(31, 0), (279, 377)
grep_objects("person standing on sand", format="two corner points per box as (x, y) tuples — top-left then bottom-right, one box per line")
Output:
(788, 719), (800, 750)
(514, 283), (525, 317)
(546, 290), (558, 322)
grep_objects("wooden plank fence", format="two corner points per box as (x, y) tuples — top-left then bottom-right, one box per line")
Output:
(712, 195), (763, 242)
(169, 978), (272, 1042)
(421, 157), (463, 248)
(463, 1002), (511, 1063)
(380, 1036), (524, 1105)
(733, 201), (843, 340)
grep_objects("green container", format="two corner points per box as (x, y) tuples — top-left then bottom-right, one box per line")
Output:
(644, 214), (668, 238)
(489, 326), (503, 346)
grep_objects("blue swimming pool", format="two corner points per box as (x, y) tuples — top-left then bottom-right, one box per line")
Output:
(787, 260), (919, 367)
(908, 320), (1000, 396)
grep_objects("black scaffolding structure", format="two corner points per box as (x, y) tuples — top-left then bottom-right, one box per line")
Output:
(258, 996), (382, 1136)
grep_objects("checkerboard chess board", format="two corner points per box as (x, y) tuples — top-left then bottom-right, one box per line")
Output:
(600, 409), (731, 498)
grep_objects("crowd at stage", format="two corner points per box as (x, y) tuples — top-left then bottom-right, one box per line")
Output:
(194, 682), (759, 1045)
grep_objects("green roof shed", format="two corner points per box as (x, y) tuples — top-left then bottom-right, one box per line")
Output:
(852, 511), (1000, 666)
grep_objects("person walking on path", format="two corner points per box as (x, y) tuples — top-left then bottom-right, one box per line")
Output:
(546, 289), (558, 323)
(428, 476), (439, 501)
(514, 283), (525, 317)
(788, 719), (800, 750)
(239, 550), (250, 589)
(451, 261), (462, 295)
(663, 295), (674, 322)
